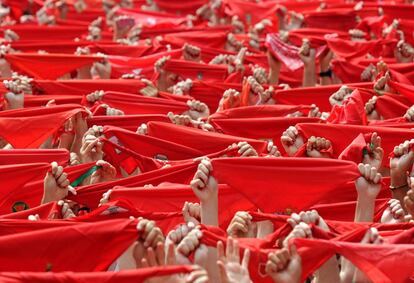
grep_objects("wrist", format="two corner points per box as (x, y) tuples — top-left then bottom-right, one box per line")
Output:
(390, 172), (407, 187)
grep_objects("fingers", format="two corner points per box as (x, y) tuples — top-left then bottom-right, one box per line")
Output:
(177, 228), (202, 256)
(137, 219), (165, 248)
(227, 211), (252, 237)
(237, 141), (258, 157)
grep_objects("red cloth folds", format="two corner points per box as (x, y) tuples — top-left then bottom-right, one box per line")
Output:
(0, 266), (194, 282)
(0, 104), (85, 148)
(266, 33), (327, 71)
(0, 219), (138, 272)
(211, 157), (359, 213)
(5, 53), (103, 80)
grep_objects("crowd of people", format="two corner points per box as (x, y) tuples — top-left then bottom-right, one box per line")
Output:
(0, 0), (414, 282)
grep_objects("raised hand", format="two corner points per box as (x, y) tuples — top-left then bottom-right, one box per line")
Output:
(265, 141), (281, 157)
(183, 43), (202, 62)
(355, 163), (382, 222)
(395, 40), (414, 63)
(176, 228), (203, 257)
(80, 132), (103, 163)
(282, 222), (312, 248)
(404, 105), (414, 122)
(190, 159), (217, 202)
(306, 136), (332, 158)
(190, 158), (218, 226)
(365, 96), (382, 120)
(90, 160), (117, 184)
(329, 85), (352, 106)
(265, 245), (302, 283)
(381, 199), (405, 224)
(186, 100), (210, 120)
(168, 112), (193, 126)
(217, 237), (252, 283)
(355, 163), (382, 200)
(281, 126), (304, 156)
(42, 162), (72, 204)
(182, 201), (201, 225)
(139, 79), (158, 97)
(101, 104), (124, 116)
(217, 89), (240, 112)
(172, 79), (193, 96)
(86, 90), (104, 103)
(226, 211), (254, 238)
(287, 210), (329, 231)
(235, 141), (258, 157)
(362, 132), (384, 169)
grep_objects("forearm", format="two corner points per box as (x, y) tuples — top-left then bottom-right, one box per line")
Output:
(314, 256), (340, 283)
(205, 246), (221, 282)
(256, 220), (274, 239)
(390, 171), (409, 209)
(71, 136), (83, 157)
(268, 65), (281, 84)
(302, 65), (316, 87)
(340, 258), (356, 283)
(201, 198), (219, 226)
(354, 197), (375, 222)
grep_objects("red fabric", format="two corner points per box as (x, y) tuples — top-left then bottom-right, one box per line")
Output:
(162, 30), (229, 49)
(0, 149), (68, 165)
(155, 0), (208, 14)
(103, 126), (203, 160)
(294, 237), (414, 283)
(110, 184), (255, 229)
(163, 59), (228, 81)
(5, 53), (103, 80)
(88, 115), (169, 132)
(211, 157), (359, 213)
(70, 161), (198, 209)
(101, 136), (163, 175)
(296, 123), (414, 161)
(10, 41), (92, 54)
(288, 28), (348, 47)
(0, 266), (194, 283)
(0, 25), (86, 41)
(310, 198), (389, 222)
(115, 8), (187, 27)
(0, 219), (138, 272)
(0, 201), (62, 220)
(108, 49), (182, 79)
(274, 83), (373, 112)
(266, 33), (327, 71)
(327, 89), (368, 125)
(223, 0), (279, 25)
(338, 133), (371, 164)
(189, 81), (242, 111)
(146, 121), (268, 155)
(304, 9), (357, 31)
(389, 80), (414, 104)
(92, 91), (189, 115)
(0, 162), (95, 214)
(0, 163), (49, 214)
(32, 79), (146, 96)
(72, 199), (182, 234)
(210, 117), (321, 154)
(325, 36), (384, 60)
(23, 95), (82, 107)
(0, 104), (85, 148)
(210, 104), (313, 120)
(200, 224), (275, 283)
